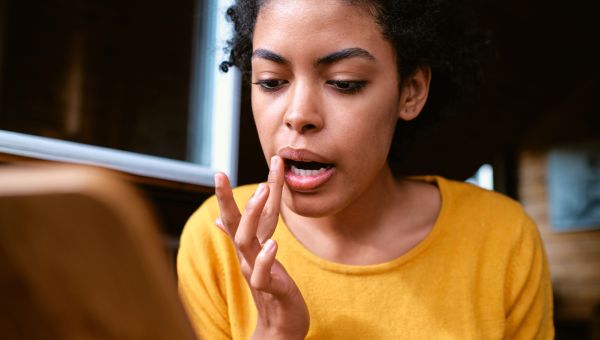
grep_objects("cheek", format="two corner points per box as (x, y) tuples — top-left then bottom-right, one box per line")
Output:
(346, 120), (395, 164)
(332, 96), (399, 161)
(251, 94), (269, 151)
(252, 93), (284, 154)
(252, 116), (272, 156)
(252, 90), (283, 124)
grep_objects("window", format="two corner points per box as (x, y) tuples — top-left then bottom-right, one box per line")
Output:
(466, 164), (494, 190)
(0, 0), (240, 186)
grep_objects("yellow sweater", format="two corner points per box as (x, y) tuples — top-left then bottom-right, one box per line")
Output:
(177, 176), (554, 339)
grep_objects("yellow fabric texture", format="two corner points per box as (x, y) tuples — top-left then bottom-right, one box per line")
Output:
(177, 176), (554, 339)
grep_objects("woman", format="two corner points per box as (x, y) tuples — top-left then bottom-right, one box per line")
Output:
(177, 1), (554, 338)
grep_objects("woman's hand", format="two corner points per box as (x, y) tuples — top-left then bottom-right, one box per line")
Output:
(214, 156), (310, 339)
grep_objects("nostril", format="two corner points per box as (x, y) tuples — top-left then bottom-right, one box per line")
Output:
(301, 124), (316, 133)
(285, 115), (319, 133)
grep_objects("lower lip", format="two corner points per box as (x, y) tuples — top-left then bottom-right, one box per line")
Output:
(284, 167), (335, 192)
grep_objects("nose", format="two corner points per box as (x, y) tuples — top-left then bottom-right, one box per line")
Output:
(283, 81), (324, 134)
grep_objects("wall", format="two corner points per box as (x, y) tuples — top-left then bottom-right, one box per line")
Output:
(519, 149), (600, 321)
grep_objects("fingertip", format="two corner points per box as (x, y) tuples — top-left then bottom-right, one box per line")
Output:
(214, 217), (230, 235)
(214, 174), (225, 198)
(257, 239), (277, 267)
(251, 240), (277, 291)
(257, 240), (277, 266)
(268, 159), (284, 188)
(270, 155), (280, 170)
(261, 239), (276, 254)
(214, 173), (221, 187)
(215, 174), (235, 201)
(251, 183), (268, 202)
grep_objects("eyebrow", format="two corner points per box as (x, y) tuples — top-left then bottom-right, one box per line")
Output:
(316, 48), (375, 65)
(251, 47), (375, 66)
(252, 49), (289, 65)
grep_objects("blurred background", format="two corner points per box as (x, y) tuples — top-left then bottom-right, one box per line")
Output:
(0, 0), (598, 338)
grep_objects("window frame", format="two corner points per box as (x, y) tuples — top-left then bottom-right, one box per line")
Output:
(0, 0), (240, 187)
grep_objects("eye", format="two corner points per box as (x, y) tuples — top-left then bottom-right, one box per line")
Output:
(252, 79), (288, 92)
(326, 80), (367, 94)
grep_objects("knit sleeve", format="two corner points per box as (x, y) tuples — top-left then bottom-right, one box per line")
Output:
(504, 213), (554, 339)
(177, 196), (232, 339)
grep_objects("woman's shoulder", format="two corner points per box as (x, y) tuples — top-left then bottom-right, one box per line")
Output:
(433, 176), (539, 245)
(437, 176), (526, 219)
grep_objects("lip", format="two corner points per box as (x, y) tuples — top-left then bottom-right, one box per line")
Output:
(277, 147), (334, 164)
(277, 147), (336, 192)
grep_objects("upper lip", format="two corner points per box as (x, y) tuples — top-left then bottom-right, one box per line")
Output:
(278, 147), (334, 164)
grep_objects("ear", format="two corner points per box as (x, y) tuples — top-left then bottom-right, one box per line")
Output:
(397, 66), (431, 121)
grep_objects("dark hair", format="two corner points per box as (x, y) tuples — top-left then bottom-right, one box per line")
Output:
(220, 0), (489, 171)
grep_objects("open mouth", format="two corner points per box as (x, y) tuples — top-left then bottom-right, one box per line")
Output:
(285, 159), (335, 177)
(282, 159), (336, 191)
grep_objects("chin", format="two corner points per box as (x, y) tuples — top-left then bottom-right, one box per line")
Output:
(282, 188), (345, 218)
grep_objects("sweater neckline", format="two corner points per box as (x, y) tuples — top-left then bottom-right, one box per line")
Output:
(275, 175), (450, 275)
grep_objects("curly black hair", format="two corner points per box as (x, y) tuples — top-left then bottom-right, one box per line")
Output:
(220, 0), (489, 171)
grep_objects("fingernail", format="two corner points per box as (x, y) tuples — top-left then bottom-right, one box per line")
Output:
(270, 156), (278, 170)
(214, 174), (222, 187)
(262, 239), (275, 253)
(254, 183), (265, 198)
(214, 218), (230, 236)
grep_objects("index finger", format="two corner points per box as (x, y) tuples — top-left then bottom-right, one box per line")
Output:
(258, 155), (284, 241)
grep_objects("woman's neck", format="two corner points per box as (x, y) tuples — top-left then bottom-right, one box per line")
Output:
(280, 166), (440, 265)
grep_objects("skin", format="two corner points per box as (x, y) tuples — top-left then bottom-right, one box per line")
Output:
(215, 0), (441, 337)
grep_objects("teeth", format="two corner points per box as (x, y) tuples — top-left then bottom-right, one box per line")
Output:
(291, 165), (328, 176)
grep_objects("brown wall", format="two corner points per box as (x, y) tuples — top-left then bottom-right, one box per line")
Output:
(519, 150), (600, 320)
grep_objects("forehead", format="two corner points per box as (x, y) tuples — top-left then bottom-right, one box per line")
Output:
(253, 0), (393, 62)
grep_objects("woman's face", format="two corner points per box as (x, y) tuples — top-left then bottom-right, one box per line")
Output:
(251, 0), (405, 217)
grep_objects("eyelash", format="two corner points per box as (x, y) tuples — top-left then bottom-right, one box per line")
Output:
(252, 79), (367, 94)
(252, 79), (288, 92)
(326, 80), (367, 94)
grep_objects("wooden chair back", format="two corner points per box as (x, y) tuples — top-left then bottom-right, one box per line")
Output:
(0, 165), (196, 339)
